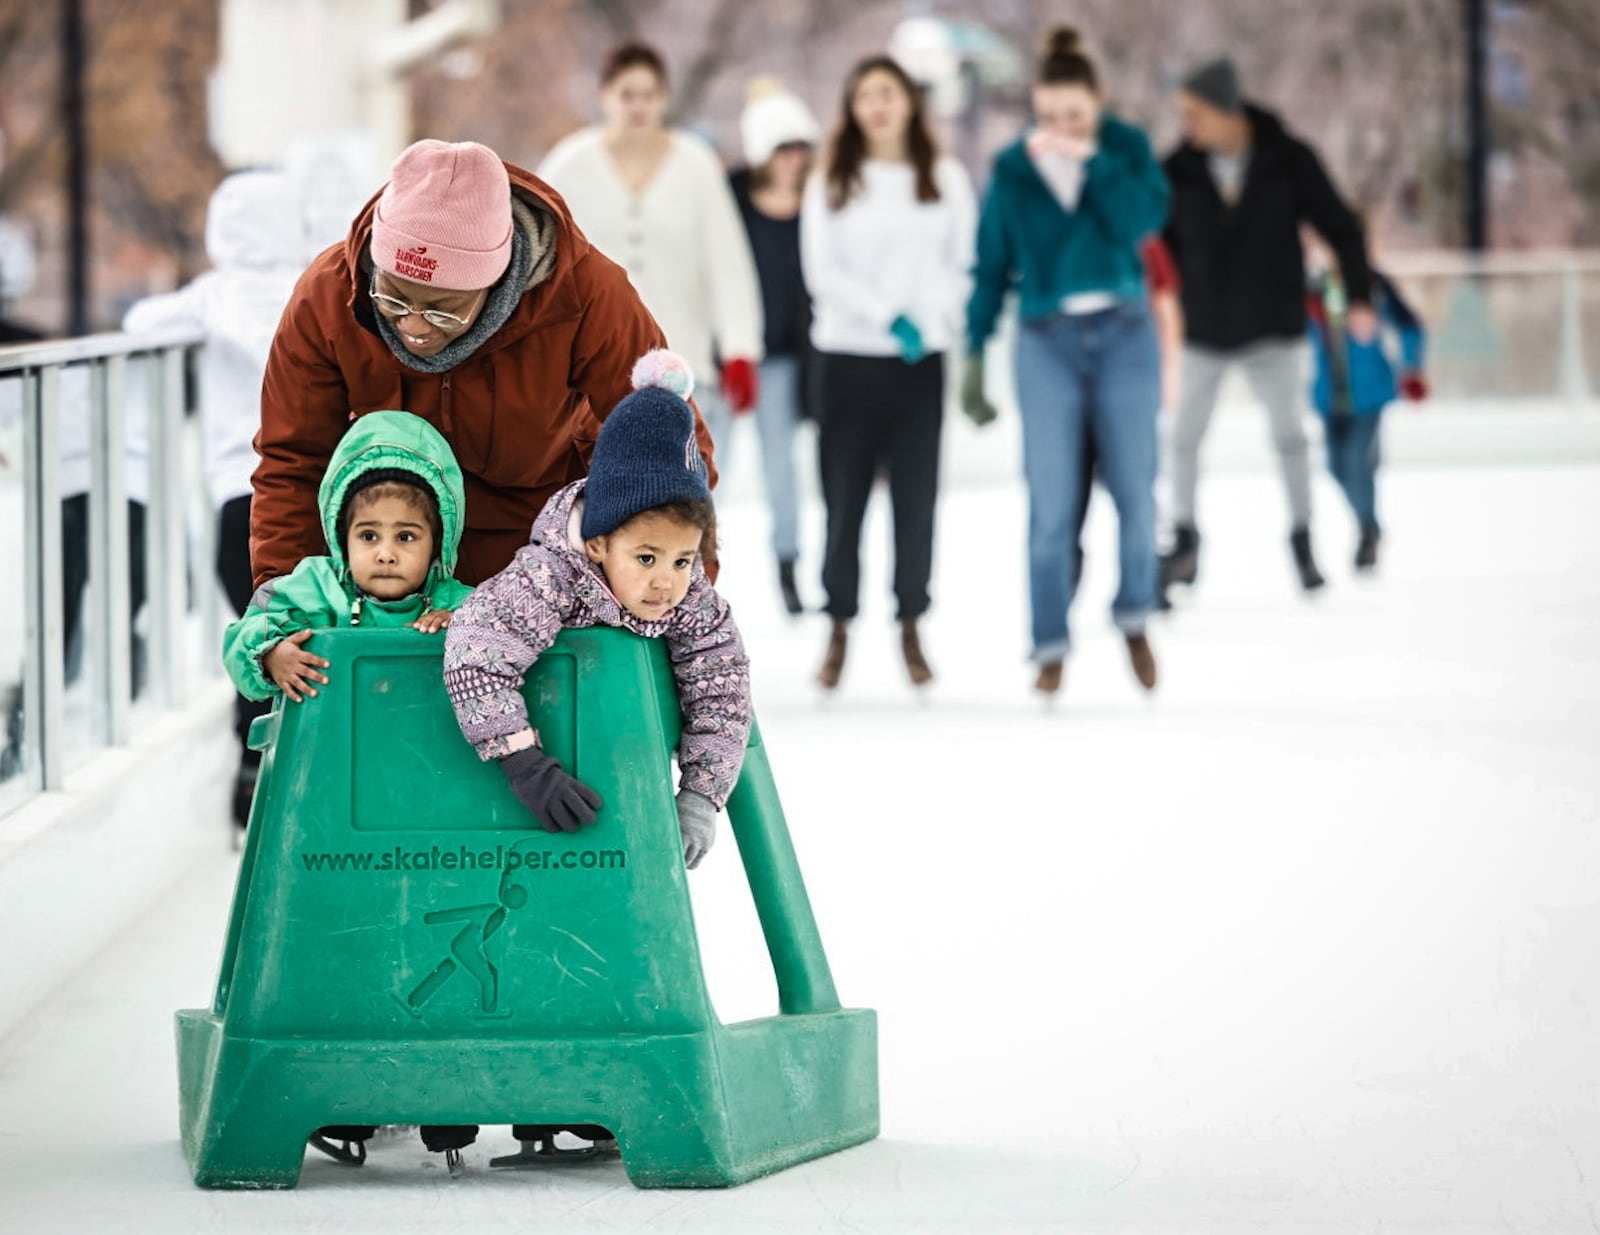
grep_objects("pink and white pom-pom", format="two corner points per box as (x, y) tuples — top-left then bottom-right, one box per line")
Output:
(631, 349), (695, 400)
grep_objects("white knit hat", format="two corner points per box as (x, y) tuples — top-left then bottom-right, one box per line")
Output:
(740, 80), (821, 168)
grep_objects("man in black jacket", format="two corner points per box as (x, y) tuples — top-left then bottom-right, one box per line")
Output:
(1161, 58), (1376, 594)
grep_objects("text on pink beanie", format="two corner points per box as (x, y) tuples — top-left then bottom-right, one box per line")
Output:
(370, 139), (513, 291)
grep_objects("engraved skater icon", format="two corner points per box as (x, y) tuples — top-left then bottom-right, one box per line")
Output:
(407, 880), (530, 1015)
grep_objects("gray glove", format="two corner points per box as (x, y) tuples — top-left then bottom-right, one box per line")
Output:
(677, 789), (717, 870)
(960, 353), (999, 427)
(501, 747), (602, 833)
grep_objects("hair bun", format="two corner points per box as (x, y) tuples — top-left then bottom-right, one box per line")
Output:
(1040, 25), (1082, 59)
(631, 349), (695, 400)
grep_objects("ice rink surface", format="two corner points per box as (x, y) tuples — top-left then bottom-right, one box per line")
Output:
(1, 458), (1597, 1234)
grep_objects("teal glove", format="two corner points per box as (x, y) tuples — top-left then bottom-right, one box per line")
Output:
(960, 353), (998, 427)
(888, 314), (926, 365)
(677, 789), (717, 870)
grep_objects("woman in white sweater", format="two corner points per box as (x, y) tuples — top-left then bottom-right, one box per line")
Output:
(802, 55), (975, 691)
(538, 42), (763, 458)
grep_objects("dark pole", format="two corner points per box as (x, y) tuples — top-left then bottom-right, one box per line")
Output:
(62, 0), (89, 334)
(1464, 0), (1489, 251)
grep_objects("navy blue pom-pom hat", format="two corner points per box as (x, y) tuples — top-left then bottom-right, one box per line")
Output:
(580, 350), (711, 540)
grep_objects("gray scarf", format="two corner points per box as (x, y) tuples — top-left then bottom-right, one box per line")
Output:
(376, 196), (558, 374)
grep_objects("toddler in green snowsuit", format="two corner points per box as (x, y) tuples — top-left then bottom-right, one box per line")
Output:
(222, 410), (474, 702)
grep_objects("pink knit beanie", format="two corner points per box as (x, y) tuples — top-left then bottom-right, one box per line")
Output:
(370, 140), (512, 291)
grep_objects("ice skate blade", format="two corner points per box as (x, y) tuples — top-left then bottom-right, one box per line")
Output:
(490, 1137), (619, 1169)
(444, 1147), (465, 1178)
(307, 1134), (367, 1166)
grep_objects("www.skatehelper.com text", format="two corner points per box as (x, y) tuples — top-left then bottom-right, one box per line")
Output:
(298, 844), (627, 874)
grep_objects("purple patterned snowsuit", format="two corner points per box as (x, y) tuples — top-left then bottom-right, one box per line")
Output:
(443, 479), (752, 807)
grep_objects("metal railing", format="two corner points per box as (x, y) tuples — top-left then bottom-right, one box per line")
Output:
(1383, 251), (1599, 403)
(0, 329), (211, 814)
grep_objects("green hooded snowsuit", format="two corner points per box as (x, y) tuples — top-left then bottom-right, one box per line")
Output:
(222, 411), (474, 700)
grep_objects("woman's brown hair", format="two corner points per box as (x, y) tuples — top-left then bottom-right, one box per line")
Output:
(600, 41), (668, 88)
(1036, 25), (1099, 92)
(823, 55), (940, 212)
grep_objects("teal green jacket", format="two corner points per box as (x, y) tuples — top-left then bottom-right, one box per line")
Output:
(222, 411), (475, 700)
(966, 114), (1170, 354)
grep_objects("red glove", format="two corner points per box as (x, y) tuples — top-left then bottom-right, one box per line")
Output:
(720, 357), (759, 415)
(1400, 371), (1428, 402)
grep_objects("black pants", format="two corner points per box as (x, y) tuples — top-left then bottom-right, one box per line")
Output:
(61, 494), (147, 690)
(217, 495), (271, 762)
(817, 352), (944, 622)
(1069, 427), (1098, 604)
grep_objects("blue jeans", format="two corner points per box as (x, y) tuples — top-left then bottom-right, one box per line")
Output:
(755, 355), (803, 560)
(1324, 412), (1381, 530)
(698, 386), (732, 479)
(1014, 303), (1160, 663)
(698, 361), (804, 561)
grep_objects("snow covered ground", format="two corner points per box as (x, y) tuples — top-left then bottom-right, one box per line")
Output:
(1, 453), (1598, 1233)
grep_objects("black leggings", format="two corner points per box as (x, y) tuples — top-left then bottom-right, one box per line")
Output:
(60, 494), (146, 688)
(816, 351), (944, 622)
(1070, 426), (1098, 603)
(217, 495), (271, 761)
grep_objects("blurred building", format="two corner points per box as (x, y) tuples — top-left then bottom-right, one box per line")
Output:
(0, 0), (1598, 334)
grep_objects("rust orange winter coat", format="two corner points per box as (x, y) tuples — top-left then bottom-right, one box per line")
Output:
(251, 162), (716, 587)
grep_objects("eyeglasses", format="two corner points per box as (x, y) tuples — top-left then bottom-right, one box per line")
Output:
(369, 280), (476, 331)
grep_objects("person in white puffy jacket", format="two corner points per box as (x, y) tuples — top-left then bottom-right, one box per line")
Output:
(122, 168), (308, 829)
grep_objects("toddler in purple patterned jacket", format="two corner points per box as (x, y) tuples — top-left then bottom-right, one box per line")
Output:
(443, 351), (751, 869)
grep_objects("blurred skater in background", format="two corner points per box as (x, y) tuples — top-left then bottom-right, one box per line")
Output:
(804, 54), (975, 691)
(122, 169), (308, 831)
(1304, 229), (1428, 573)
(1160, 56), (1375, 597)
(963, 27), (1169, 696)
(728, 78), (822, 616)
(539, 42), (763, 471)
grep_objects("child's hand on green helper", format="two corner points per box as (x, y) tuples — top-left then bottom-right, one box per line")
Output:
(412, 610), (452, 634)
(501, 747), (603, 832)
(677, 790), (717, 869)
(264, 629), (329, 703)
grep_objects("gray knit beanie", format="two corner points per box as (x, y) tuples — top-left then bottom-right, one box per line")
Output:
(1182, 58), (1243, 114)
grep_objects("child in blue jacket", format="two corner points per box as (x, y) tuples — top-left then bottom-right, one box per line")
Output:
(1306, 261), (1427, 571)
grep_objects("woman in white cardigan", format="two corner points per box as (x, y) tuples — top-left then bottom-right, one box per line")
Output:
(802, 54), (976, 692)
(538, 42), (764, 460)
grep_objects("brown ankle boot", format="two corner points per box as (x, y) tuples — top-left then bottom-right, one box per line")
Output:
(817, 620), (848, 689)
(1034, 661), (1064, 695)
(900, 619), (933, 685)
(1125, 632), (1158, 691)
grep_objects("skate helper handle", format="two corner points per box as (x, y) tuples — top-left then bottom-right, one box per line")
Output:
(722, 718), (841, 1016)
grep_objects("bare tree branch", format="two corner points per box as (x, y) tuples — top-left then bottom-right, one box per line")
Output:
(586, 0), (650, 41)
(667, 0), (755, 123)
